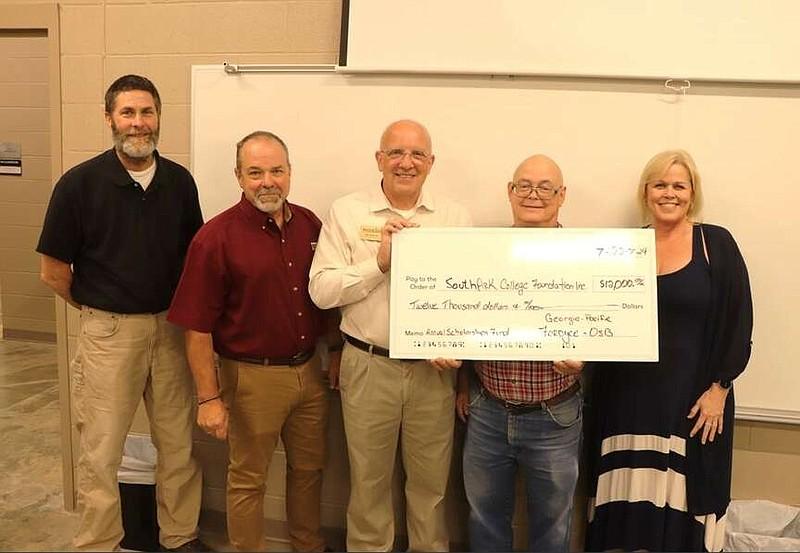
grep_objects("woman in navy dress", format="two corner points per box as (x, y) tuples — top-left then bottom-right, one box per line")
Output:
(585, 150), (753, 551)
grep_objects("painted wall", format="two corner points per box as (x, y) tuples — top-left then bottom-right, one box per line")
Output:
(0, 29), (55, 340)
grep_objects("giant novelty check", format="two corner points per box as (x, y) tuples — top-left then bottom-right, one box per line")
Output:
(389, 228), (658, 361)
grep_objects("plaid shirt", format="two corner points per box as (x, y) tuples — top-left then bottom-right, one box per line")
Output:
(476, 360), (576, 404)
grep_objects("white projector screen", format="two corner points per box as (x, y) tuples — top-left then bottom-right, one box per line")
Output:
(341, 0), (800, 83)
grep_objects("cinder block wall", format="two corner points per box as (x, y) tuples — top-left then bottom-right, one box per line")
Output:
(0, 28), (55, 341)
(731, 420), (800, 505)
(57, 0), (341, 171)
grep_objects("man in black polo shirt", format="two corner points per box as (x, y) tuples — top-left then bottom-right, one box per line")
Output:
(37, 75), (206, 552)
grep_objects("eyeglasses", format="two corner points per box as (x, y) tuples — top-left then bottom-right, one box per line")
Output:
(381, 149), (431, 162)
(509, 180), (562, 200)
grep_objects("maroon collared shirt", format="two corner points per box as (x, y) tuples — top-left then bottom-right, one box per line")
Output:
(168, 195), (323, 359)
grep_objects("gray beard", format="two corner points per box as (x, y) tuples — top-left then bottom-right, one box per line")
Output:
(253, 195), (285, 214)
(113, 130), (159, 160)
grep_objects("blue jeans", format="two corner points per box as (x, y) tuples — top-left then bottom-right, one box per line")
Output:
(463, 384), (582, 552)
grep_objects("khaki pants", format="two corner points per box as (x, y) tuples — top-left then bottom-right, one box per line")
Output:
(339, 344), (456, 552)
(71, 307), (201, 551)
(219, 355), (329, 552)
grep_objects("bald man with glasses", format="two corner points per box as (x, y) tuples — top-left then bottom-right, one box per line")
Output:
(309, 120), (471, 552)
(456, 155), (585, 552)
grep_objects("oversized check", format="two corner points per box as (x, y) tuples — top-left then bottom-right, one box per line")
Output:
(389, 228), (658, 361)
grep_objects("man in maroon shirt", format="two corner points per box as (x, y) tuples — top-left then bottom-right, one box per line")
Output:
(168, 131), (340, 552)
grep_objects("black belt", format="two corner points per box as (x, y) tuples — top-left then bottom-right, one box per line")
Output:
(225, 348), (315, 367)
(343, 333), (391, 357)
(486, 380), (581, 414)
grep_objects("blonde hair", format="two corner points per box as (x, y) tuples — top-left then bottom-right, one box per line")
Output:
(637, 149), (703, 223)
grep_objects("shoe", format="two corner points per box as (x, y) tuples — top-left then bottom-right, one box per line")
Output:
(161, 538), (212, 552)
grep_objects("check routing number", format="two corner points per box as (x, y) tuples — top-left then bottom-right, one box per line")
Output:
(389, 228), (658, 361)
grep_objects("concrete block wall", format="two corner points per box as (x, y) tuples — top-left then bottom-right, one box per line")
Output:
(0, 28), (55, 340)
(731, 420), (800, 506)
(57, 0), (341, 172)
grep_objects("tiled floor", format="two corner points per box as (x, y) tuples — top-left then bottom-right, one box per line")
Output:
(0, 339), (79, 551)
(0, 338), (234, 552)
(0, 338), (298, 552)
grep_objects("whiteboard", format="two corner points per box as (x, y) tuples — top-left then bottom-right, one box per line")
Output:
(191, 65), (800, 422)
(342, 0), (800, 83)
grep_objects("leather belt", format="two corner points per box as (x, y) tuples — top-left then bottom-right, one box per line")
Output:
(343, 333), (391, 357)
(487, 380), (581, 414)
(226, 348), (315, 367)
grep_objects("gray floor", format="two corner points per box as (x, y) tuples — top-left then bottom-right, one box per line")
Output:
(0, 339), (79, 551)
(0, 338), (233, 552)
(0, 338), (259, 552)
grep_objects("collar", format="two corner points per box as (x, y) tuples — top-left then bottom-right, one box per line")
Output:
(368, 181), (436, 214)
(235, 194), (293, 228)
(107, 148), (162, 190)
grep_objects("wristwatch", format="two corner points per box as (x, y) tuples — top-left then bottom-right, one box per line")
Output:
(715, 379), (732, 390)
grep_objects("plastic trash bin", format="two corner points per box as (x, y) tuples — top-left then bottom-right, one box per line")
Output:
(724, 499), (800, 551)
(118, 433), (160, 552)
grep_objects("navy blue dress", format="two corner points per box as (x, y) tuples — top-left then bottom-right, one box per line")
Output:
(586, 225), (724, 551)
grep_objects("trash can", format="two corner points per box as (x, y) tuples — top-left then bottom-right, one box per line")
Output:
(118, 433), (160, 552)
(724, 500), (800, 551)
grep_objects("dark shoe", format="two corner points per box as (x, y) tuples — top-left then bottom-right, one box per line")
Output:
(162, 538), (212, 552)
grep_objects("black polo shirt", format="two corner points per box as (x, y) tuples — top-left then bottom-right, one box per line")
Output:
(36, 148), (204, 314)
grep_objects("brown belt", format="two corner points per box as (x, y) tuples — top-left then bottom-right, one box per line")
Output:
(486, 380), (581, 414)
(225, 348), (315, 367)
(343, 333), (391, 357)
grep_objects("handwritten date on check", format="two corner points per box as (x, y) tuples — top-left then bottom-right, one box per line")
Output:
(389, 228), (658, 361)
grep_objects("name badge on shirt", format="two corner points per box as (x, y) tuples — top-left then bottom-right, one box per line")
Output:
(359, 224), (382, 242)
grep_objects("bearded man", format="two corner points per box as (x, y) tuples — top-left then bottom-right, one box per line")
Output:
(168, 131), (339, 552)
(37, 74), (206, 551)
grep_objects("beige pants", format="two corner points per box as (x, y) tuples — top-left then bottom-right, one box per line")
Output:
(71, 307), (201, 551)
(339, 344), (456, 552)
(219, 355), (329, 552)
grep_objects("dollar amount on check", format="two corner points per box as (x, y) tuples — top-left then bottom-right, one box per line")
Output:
(389, 227), (658, 361)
